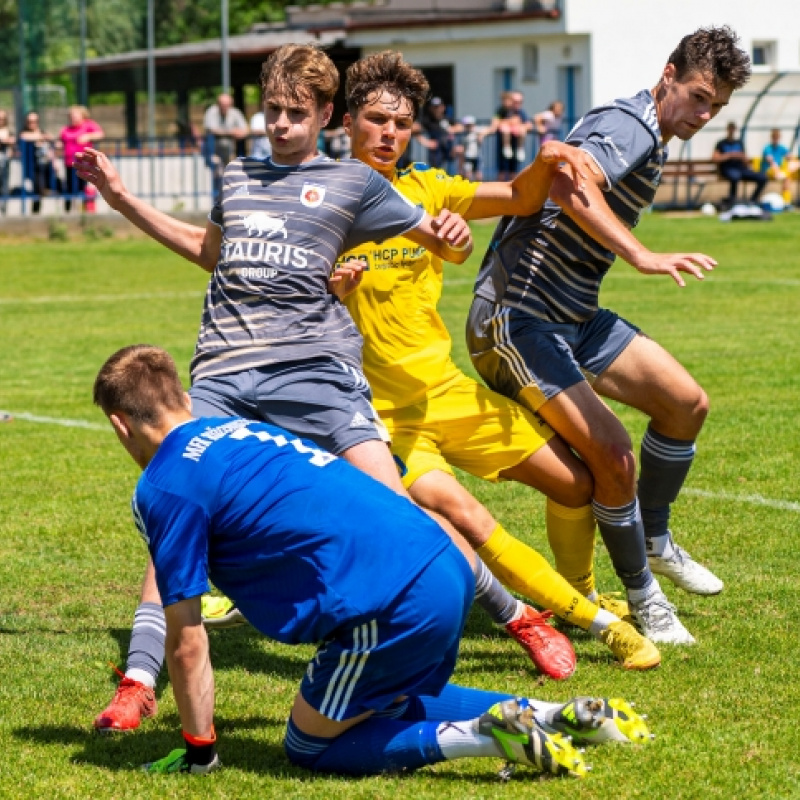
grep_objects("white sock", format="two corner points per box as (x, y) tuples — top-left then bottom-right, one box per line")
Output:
(125, 667), (156, 688)
(589, 609), (619, 638)
(436, 720), (504, 759)
(647, 531), (675, 558)
(627, 577), (662, 605)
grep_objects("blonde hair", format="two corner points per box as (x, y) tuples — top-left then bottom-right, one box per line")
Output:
(260, 44), (339, 107)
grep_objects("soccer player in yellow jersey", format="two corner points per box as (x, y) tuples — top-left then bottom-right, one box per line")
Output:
(337, 52), (659, 671)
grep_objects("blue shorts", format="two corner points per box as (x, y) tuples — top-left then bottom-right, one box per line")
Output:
(300, 542), (474, 721)
(189, 357), (388, 456)
(467, 296), (640, 411)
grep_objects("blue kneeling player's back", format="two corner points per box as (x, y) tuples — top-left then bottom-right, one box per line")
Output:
(132, 418), (452, 644)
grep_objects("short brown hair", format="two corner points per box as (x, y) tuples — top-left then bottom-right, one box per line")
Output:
(93, 345), (186, 425)
(668, 26), (751, 90)
(260, 44), (339, 107)
(345, 51), (430, 119)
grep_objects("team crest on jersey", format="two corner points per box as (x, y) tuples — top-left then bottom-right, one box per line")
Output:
(300, 182), (326, 208)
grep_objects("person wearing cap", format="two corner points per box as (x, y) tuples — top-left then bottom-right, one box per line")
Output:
(416, 96), (461, 170)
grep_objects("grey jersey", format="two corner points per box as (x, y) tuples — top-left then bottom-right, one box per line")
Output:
(474, 89), (667, 323)
(191, 155), (425, 382)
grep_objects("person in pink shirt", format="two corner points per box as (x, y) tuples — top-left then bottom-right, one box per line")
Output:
(60, 105), (104, 212)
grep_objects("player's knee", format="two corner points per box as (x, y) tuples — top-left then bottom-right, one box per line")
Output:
(591, 439), (637, 497)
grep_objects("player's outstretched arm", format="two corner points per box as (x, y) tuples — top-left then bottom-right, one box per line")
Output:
(405, 209), (473, 264)
(74, 148), (220, 270)
(549, 168), (716, 287)
(465, 142), (596, 220)
(164, 597), (215, 738)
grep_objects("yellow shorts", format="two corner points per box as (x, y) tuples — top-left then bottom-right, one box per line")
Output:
(380, 373), (554, 488)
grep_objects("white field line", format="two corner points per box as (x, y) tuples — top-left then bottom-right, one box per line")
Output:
(0, 290), (203, 305)
(0, 411), (109, 431)
(682, 488), (800, 513)
(3, 411), (800, 512)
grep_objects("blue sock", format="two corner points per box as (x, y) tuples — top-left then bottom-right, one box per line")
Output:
(399, 684), (514, 722)
(284, 716), (444, 775)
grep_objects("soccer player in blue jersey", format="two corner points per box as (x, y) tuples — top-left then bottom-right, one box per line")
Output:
(92, 344), (652, 777)
(468, 27), (751, 644)
(78, 44), (561, 732)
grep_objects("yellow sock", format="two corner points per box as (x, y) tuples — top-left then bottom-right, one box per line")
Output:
(476, 523), (600, 630)
(546, 499), (597, 597)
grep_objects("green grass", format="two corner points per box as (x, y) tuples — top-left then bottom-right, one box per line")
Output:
(1, 215), (799, 798)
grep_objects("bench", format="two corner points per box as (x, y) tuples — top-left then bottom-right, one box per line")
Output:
(655, 158), (797, 210)
(655, 159), (722, 210)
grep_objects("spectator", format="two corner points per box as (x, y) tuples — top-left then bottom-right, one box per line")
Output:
(248, 109), (271, 160)
(416, 96), (460, 170)
(60, 105), (104, 212)
(487, 91), (531, 180)
(457, 115), (485, 180)
(324, 125), (351, 160)
(0, 109), (15, 214)
(534, 100), (565, 144)
(760, 128), (796, 206)
(712, 121), (766, 207)
(19, 111), (60, 214)
(202, 93), (248, 198)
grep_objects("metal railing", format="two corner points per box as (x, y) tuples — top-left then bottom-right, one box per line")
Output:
(0, 130), (556, 217)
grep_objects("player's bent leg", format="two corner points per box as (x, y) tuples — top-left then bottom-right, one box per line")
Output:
(95, 558), (164, 733)
(285, 691), (588, 778)
(595, 335), (722, 595)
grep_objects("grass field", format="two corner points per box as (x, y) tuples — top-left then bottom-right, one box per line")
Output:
(1, 213), (798, 799)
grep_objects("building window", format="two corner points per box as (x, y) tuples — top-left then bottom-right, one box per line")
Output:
(752, 41), (776, 69)
(523, 43), (539, 82)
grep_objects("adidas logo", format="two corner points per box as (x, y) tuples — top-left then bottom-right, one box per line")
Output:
(233, 184), (250, 197)
(349, 412), (372, 429)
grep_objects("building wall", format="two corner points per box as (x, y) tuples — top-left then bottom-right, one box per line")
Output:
(352, 1), (800, 157)
(353, 19), (590, 125)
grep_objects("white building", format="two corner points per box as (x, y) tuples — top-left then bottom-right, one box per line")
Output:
(336, 0), (800, 157)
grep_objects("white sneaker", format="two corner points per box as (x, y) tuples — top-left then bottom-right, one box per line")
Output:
(629, 588), (695, 645)
(502, 145), (513, 159)
(649, 544), (724, 595)
(516, 146), (526, 162)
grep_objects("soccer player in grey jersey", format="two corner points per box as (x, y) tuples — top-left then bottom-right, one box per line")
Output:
(468, 27), (751, 644)
(77, 43), (535, 734)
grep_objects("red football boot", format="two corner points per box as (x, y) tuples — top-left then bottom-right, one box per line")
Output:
(94, 675), (157, 733)
(505, 606), (577, 680)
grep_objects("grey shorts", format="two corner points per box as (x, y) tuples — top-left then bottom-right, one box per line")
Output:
(189, 358), (389, 456)
(467, 296), (639, 411)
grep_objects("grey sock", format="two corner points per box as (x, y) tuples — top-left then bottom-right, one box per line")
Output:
(592, 499), (653, 591)
(473, 556), (521, 625)
(639, 426), (695, 547)
(126, 601), (166, 685)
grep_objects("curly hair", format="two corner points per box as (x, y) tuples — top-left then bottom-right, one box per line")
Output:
(668, 26), (751, 89)
(260, 44), (340, 107)
(345, 51), (430, 118)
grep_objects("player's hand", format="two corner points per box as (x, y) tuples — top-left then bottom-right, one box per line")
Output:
(634, 251), (717, 287)
(328, 260), (366, 300)
(541, 142), (599, 192)
(74, 148), (125, 209)
(431, 209), (472, 252)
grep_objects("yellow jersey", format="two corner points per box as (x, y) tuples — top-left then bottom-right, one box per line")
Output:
(341, 163), (478, 412)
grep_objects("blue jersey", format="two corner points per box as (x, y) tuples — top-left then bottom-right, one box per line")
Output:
(131, 417), (451, 645)
(475, 89), (666, 323)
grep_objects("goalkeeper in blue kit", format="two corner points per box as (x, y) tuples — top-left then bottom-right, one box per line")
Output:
(92, 344), (652, 778)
